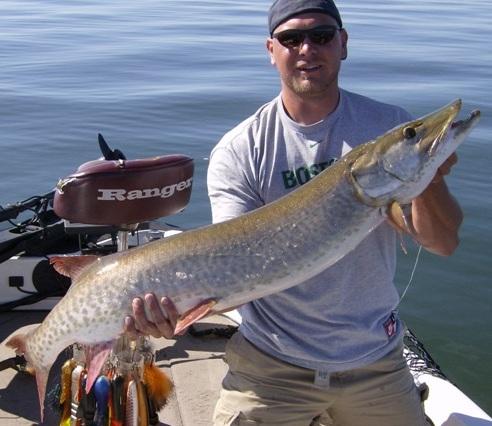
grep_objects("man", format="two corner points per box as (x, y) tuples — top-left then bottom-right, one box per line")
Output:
(125, 1), (463, 424)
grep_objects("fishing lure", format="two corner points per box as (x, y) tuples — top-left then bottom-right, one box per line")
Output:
(110, 375), (125, 426)
(142, 363), (172, 411)
(79, 373), (96, 425)
(136, 380), (148, 426)
(70, 365), (85, 426)
(57, 332), (163, 425)
(94, 375), (111, 426)
(146, 393), (159, 425)
(59, 359), (76, 426)
(125, 380), (138, 426)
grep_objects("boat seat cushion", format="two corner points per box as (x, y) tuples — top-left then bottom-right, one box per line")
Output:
(54, 155), (194, 226)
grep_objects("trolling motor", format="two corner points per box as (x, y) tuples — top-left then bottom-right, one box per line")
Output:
(97, 133), (127, 161)
(51, 135), (194, 424)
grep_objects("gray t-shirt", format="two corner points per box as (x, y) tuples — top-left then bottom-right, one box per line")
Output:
(207, 89), (413, 372)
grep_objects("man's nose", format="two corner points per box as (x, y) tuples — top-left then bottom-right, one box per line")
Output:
(298, 37), (317, 53)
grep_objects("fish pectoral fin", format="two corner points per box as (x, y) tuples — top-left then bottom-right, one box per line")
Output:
(174, 299), (217, 335)
(84, 341), (114, 393)
(50, 255), (100, 281)
(387, 201), (421, 254)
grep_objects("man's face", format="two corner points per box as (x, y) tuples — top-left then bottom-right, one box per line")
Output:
(267, 13), (348, 99)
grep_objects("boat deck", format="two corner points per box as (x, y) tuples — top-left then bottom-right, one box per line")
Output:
(1, 311), (491, 426)
(0, 310), (233, 425)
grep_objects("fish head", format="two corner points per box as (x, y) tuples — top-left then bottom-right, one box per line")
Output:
(349, 99), (480, 206)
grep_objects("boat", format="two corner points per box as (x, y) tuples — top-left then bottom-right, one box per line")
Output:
(0, 138), (490, 425)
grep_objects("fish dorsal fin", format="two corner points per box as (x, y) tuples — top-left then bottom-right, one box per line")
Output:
(50, 255), (100, 282)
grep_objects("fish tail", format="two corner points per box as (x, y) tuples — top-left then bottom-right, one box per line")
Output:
(6, 331), (49, 422)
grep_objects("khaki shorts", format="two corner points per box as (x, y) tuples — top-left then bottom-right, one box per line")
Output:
(213, 332), (428, 426)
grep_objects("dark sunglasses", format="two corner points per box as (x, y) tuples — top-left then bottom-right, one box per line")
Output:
(272, 25), (341, 49)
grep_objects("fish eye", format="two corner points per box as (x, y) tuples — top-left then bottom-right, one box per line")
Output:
(403, 126), (417, 140)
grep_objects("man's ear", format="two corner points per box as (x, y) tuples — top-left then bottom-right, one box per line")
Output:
(266, 38), (276, 66)
(340, 29), (348, 60)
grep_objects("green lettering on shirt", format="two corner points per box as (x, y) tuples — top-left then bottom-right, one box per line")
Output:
(281, 159), (337, 190)
(282, 170), (298, 189)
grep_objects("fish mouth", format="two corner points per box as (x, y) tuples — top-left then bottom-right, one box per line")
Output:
(427, 104), (481, 156)
(407, 99), (461, 157)
(450, 109), (481, 130)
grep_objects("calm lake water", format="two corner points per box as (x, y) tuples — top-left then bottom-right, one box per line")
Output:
(1, 0), (490, 414)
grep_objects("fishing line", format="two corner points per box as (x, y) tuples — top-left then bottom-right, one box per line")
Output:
(398, 244), (423, 305)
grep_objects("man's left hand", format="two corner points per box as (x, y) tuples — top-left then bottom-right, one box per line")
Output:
(124, 294), (188, 340)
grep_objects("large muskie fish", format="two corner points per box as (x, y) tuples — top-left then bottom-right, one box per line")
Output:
(7, 100), (480, 419)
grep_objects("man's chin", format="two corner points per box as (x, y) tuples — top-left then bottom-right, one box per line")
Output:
(291, 81), (328, 98)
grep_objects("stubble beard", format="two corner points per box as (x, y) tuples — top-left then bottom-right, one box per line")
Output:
(285, 73), (337, 99)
